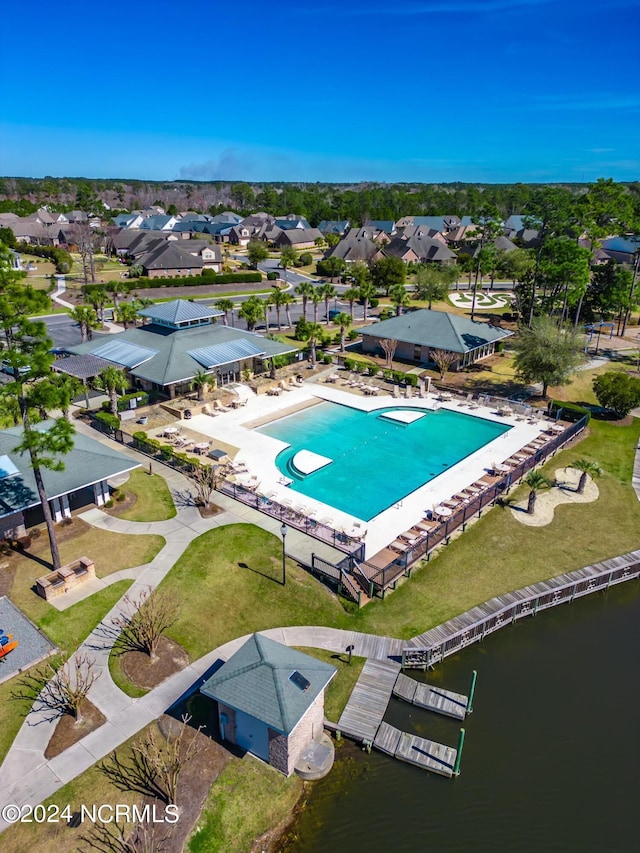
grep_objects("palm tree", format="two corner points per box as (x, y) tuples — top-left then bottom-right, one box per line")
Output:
(282, 292), (295, 328)
(70, 306), (99, 343)
(342, 287), (360, 320)
(306, 322), (323, 365)
(279, 246), (298, 284)
(86, 286), (108, 323)
(238, 295), (266, 331)
(215, 298), (234, 326)
(268, 288), (288, 332)
(571, 458), (603, 493)
(310, 287), (323, 324)
(295, 281), (314, 322)
(116, 301), (140, 330)
(190, 371), (209, 402)
(96, 366), (128, 417)
(523, 470), (553, 515)
(336, 313), (352, 351)
(318, 283), (337, 324)
(390, 283), (410, 315)
(358, 281), (376, 321)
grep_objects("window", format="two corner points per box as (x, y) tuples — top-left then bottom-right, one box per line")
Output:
(289, 671), (310, 691)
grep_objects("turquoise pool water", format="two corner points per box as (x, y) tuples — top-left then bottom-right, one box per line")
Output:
(258, 402), (510, 520)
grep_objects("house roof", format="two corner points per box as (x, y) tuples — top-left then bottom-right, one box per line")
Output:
(67, 319), (296, 387)
(276, 228), (322, 246)
(53, 354), (114, 380)
(364, 220), (396, 234)
(211, 212), (243, 224)
(139, 215), (174, 230)
(384, 235), (455, 262)
(361, 309), (512, 354)
(317, 220), (349, 235)
(200, 634), (336, 734)
(0, 423), (139, 519)
(138, 242), (204, 271)
(137, 299), (222, 325)
(326, 236), (379, 261)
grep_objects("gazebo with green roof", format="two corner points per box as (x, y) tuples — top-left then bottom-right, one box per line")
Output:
(200, 634), (336, 776)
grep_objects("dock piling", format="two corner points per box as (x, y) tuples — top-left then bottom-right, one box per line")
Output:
(453, 728), (465, 777)
(466, 669), (477, 713)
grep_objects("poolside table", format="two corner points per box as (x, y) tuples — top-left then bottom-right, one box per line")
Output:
(164, 426), (179, 437)
(434, 505), (452, 518)
(194, 442), (210, 455)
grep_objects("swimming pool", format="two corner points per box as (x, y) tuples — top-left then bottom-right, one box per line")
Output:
(258, 402), (510, 520)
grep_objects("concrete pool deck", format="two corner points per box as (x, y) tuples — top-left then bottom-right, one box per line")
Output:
(158, 383), (553, 559)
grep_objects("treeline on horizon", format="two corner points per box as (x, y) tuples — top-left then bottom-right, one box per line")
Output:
(0, 175), (639, 230)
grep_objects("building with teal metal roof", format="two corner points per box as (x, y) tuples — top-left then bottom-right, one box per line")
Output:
(361, 308), (512, 370)
(0, 422), (139, 540)
(201, 634), (335, 776)
(66, 300), (297, 398)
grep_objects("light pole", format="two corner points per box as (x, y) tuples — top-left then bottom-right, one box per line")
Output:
(280, 522), (287, 586)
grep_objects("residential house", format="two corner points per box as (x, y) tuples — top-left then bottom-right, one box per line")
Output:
(383, 235), (456, 264)
(395, 215), (461, 232)
(229, 224), (251, 246)
(189, 242), (222, 271)
(211, 211), (243, 225)
(200, 634), (336, 777)
(345, 226), (390, 245)
(274, 215), (312, 230)
(137, 242), (204, 278)
(139, 214), (180, 232)
(503, 214), (539, 247)
(325, 235), (379, 263)
(274, 228), (323, 249)
(361, 308), (512, 369)
(112, 213), (145, 229)
(66, 299), (296, 396)
(317, 220), (350, 236)
(364, 219), (396, 236)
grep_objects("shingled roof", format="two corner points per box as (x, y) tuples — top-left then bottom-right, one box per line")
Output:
(200, 634), (335, 734)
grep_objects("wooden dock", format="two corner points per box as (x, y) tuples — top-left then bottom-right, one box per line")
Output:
(393, 673), (468, 720)
(337, 659), (401, 742)
(403, 549), (640, 668)
(374, 722), (457, 778)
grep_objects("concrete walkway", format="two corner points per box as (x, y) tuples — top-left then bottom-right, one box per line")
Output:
(0, 425), (353, 827)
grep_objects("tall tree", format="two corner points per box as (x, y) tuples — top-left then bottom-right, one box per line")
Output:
(215, 297), (234, 326)
(279, 246), (298, 284)
(537, 237), (591, 324)
(116, 301), (140, 330)
(306, 322), (324, 365)
(342, 286), (360, 319)
(336, 312), (352, 351)
(469, 207), (503, 320)
(370, 256), (406, 296)
(415, 265), (449, 309)
(85, 285), (108, 323)
(96, 366), (128, 417)
(570, 459), (602, 494)
(512, 317), (583, 398)
(358, 280), (377, 321)
(246, 240), (268, 268)
(318, 282), (337, 324)
(70, 306), (99, 342)
(0, 246), (75, 569)
(295, 281), (315, 322)
(238, 295), (266, 331)
(523, 470), (553, 515)
(310, 286), (323, 324)
(389, 282), (410, 315)
(268, 288), (289, 332)
(190, 371), (209, 402)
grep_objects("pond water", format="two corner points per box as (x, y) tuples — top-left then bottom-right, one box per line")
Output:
(284, 581), (640, 853)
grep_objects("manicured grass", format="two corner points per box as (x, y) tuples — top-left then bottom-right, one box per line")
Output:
(9, 524), (164, 634)
(159, 525), (350, 660)
(0, 580), (132, 765)
(549, 360), (629, 407)
(295, 647), (365, 721)
(354, 418), (640, 640)
(114, 469), (176, 521)
(108, 649), (148, 698)
(188, 757), (302, 853)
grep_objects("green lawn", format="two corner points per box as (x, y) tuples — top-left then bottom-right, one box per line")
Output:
(188, 758), (302, 853)
(159, 525), (350, 660)
(295, 647), (365, 721)
(114, 470), (176, 521)
(0, 580), (132, 765)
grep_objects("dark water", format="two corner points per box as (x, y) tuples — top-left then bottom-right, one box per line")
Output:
(285, 582), (640, 853)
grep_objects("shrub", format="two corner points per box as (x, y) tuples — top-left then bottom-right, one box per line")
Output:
(592, 371), (640, 418)
(343, 358), (355, 371)
(347, 329), (359, 341)
(116, 493), (127, 502)
(299, 252), (313, 266)
(105, 499), (115, 508)
(369, 297), (379, 309)
(323, 353), (333, 365)
(267, 271), (278, 281)
(405, 373), (419, 387)
(393, 370), (405, 384)
(95, 411), (120, 430)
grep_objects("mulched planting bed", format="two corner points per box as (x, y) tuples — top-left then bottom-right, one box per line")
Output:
(44, 698), (106, 759)
(198, 502), (225, 519)
(120, 635), (190, 690)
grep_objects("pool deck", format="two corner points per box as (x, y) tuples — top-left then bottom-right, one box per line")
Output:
(161, 383), (551, 559)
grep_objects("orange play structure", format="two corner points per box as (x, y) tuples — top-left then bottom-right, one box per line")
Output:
(0, 629), (18, 658)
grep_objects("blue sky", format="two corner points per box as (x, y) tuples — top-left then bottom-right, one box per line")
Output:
(2, 0), (638, 183)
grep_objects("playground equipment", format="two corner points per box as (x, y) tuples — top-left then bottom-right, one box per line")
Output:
(0, 629), (18, 658)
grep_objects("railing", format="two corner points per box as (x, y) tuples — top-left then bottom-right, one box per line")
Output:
(402, 551), (640, 668)
(311, 554), (362, 605)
